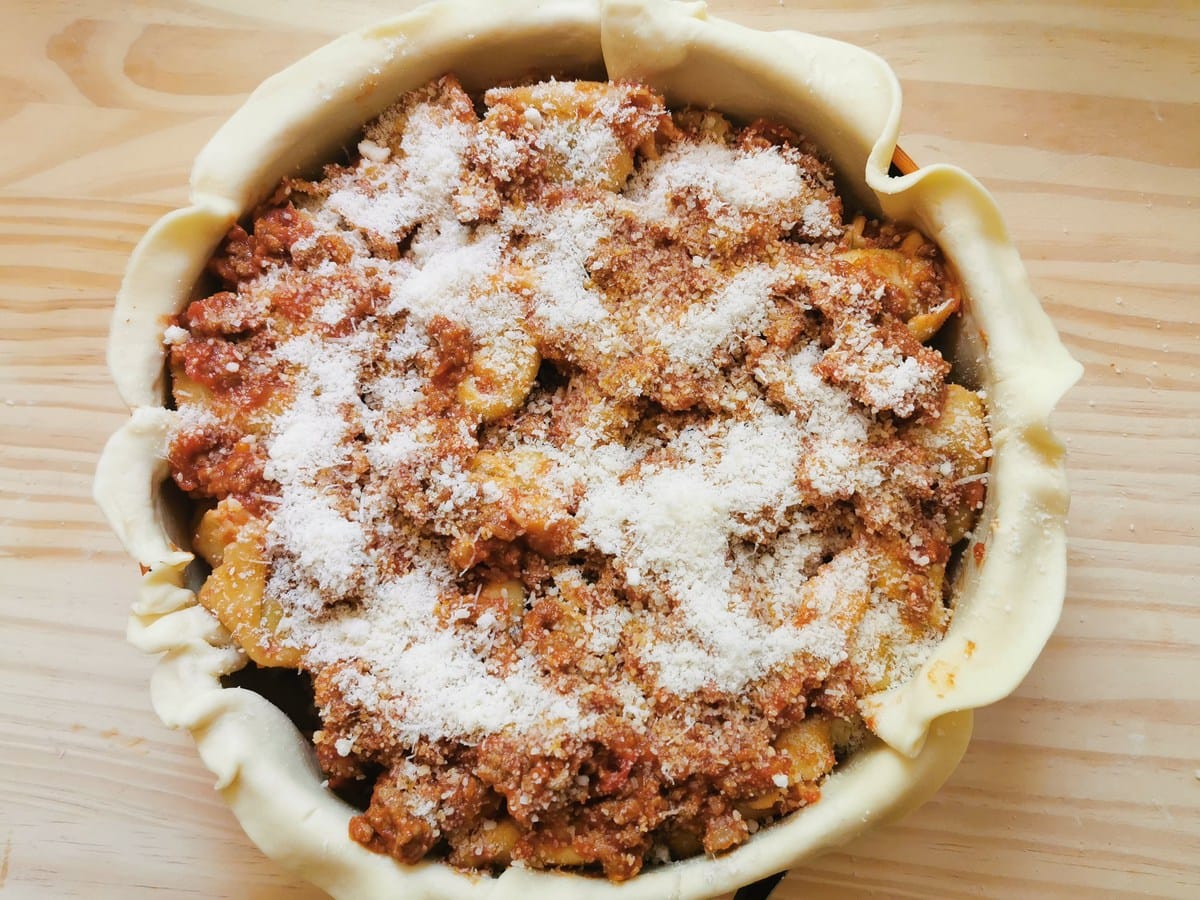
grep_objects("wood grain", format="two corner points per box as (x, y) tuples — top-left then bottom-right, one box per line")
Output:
(2, 1), (1197, 897)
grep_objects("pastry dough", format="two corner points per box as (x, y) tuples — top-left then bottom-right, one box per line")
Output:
(94, 0), (1080, 896)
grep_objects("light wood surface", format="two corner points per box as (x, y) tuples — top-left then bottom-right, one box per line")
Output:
(2, 1), (1197, 897)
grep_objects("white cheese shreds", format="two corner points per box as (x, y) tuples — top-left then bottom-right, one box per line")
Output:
(755, 343), (884, 498)
(515, 200), (616, 336)
(575, 407), (858, 695)
(823, 330), (942, 417)
(270, 486), (370, 599)
(328, 102), (474, 244)
(162, 324), (189, 345)
(631, 141), (806, 222)
(658, 264), (778, 366)
(298, 562), (591, 747)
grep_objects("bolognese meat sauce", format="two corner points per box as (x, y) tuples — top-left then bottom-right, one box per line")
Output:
(166, 75), (989, 880)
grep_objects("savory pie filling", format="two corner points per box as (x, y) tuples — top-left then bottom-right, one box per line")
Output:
(165, 75), (989, 880)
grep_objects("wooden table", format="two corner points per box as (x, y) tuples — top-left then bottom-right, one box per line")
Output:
(2, 1), (1197, 897)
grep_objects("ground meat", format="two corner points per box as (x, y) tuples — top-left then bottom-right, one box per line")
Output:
(208, 205), (312, 286)
(168, 425), (268, 504)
